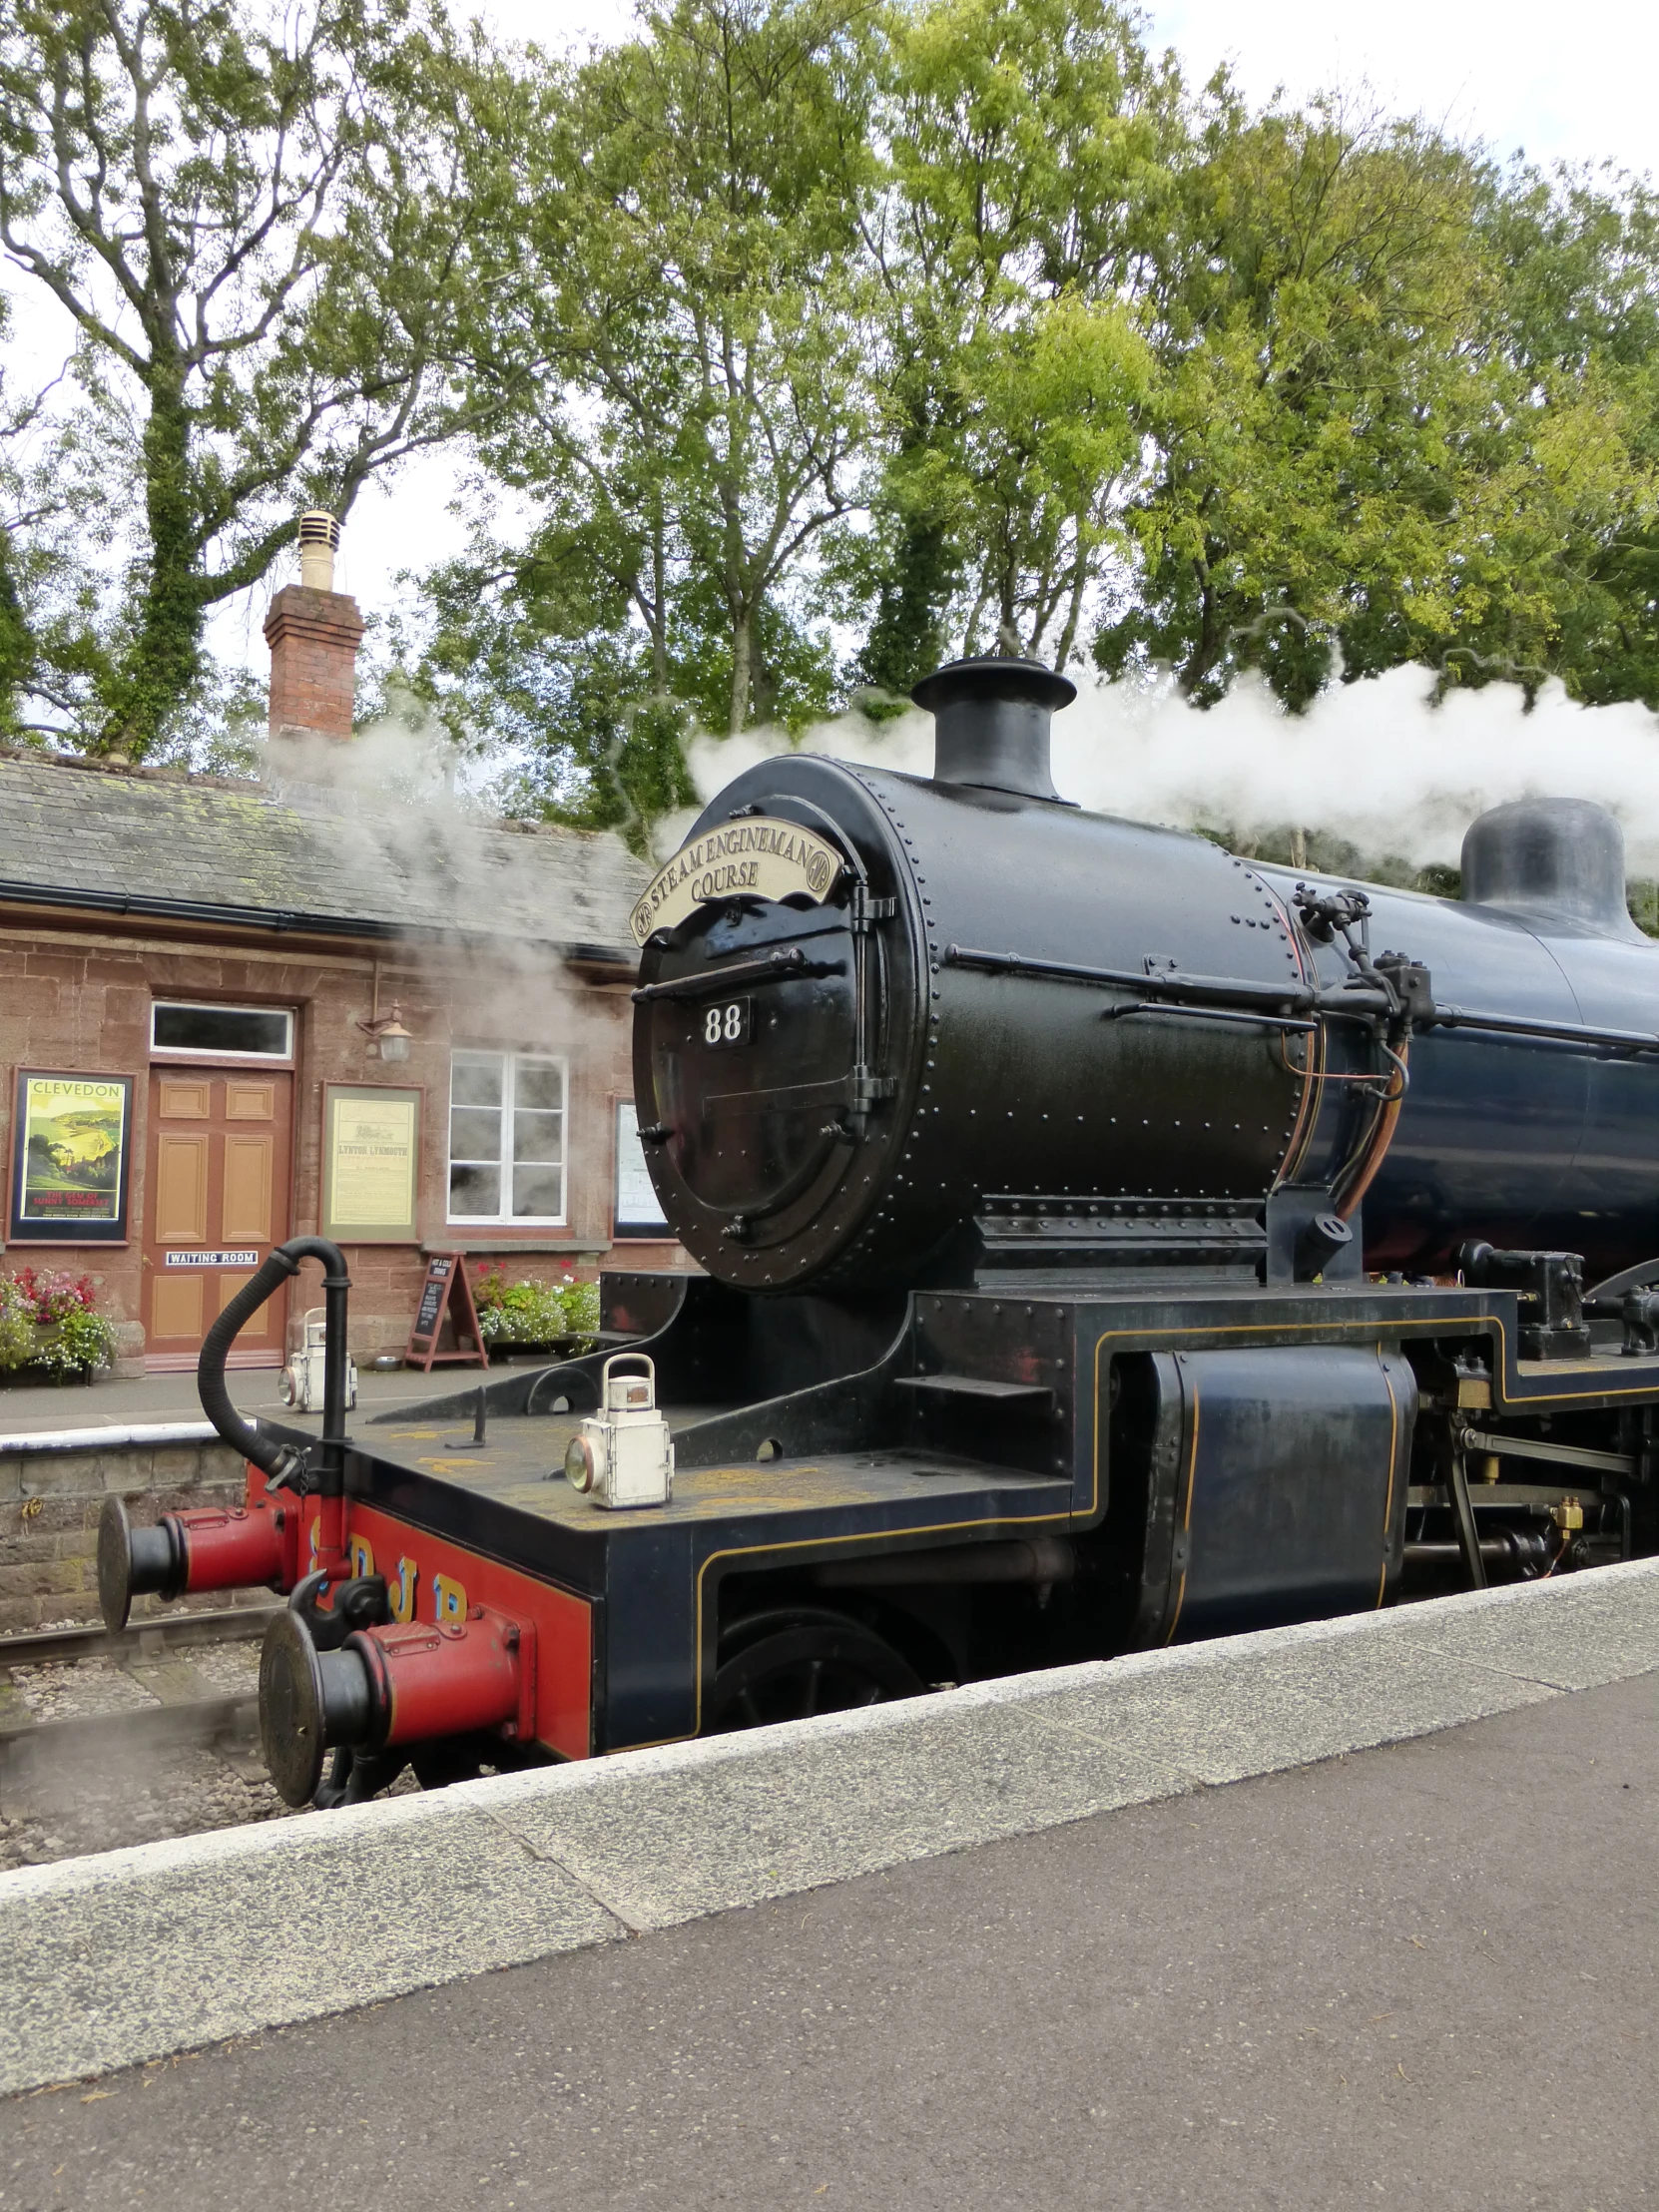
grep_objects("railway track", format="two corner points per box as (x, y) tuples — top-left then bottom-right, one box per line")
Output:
(0, 1605), (283, 1857)
(0, 1601), (278, 1670)
(0, 1694), (259, 1791)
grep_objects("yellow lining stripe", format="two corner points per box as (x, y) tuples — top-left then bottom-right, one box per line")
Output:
(624, 1304), (1657, 1751)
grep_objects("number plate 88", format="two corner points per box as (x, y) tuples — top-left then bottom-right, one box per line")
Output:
(702, 997), (753, 1048)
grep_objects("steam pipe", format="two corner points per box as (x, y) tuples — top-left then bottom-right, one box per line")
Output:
(283, 1237), (354, 1497)
(198, 1250), (302, 1482)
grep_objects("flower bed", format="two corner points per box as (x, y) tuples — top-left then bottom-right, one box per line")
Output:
(0, 1269), (119, 1382)
(473, 1270), (600, 1358)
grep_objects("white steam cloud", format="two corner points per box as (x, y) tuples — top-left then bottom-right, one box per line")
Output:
(681, 664), (1659, 878)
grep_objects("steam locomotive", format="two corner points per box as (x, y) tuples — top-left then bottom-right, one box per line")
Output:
(100, 657), (1659, 1806)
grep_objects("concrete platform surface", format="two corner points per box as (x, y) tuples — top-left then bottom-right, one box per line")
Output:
(1, 1668), (1653, 2211)
(2, 1557), (1659, 2111)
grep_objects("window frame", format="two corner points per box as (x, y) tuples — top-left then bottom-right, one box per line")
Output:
(445, 1047), (569, 1228)
(149, 1000), (295, 1064)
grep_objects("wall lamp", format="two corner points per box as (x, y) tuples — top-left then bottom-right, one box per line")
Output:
(357, 965), (414, 1064)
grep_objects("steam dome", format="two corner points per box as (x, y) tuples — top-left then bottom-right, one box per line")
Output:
(1460, 797), (1645, 941)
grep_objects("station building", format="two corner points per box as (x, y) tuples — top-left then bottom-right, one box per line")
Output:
(0, 521), (686, 1373)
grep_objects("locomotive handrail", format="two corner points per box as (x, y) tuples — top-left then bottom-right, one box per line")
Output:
(944, 943), (1392, 1022)
(945, 943), (1659, 1058)
(632, 946), (844, 1003)
(1422, 1004), (1659, 1052)
(1101, 999), (1317, 1034)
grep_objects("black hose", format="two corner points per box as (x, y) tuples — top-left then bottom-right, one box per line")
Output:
(197, 1237), (351, 1489)
(278, 1238), (352, 1491)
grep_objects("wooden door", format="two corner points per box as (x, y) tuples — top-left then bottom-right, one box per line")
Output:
(144, 1070), (293, 1368)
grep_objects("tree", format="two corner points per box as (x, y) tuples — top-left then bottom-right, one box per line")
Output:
(389, 503), (702, 853)
(847, 0), (1179, 690)
(1095, 104), (1659, 710)
(1458, 163), (1659, 708)
(448, 0), (882, 746)
(0, 293), (51, 738)
(0, 0), (499, 755)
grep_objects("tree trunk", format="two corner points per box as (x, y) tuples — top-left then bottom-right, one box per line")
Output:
(1178, 556), (1227, 699)
(729, 605), (753, 735)
(650, 523), (669, 690)
(120, 360), (204, 756)
(1052, 535), (1091, 672)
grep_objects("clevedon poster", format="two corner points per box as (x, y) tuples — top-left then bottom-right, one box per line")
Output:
(11, 1072), (132, 1242)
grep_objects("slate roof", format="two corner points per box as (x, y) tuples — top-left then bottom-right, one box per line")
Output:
(0, 749), (649, 965)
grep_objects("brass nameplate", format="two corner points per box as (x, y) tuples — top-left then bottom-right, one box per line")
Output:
(630, 818), (842, 946)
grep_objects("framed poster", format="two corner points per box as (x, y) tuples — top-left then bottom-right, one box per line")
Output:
(321, 1085), (422, 1243)
(614, 1100), (670, 1239)
(9, 1070), (133, 1244)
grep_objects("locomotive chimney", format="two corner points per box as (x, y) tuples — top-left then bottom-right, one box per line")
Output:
(911, 656), (1077, 802)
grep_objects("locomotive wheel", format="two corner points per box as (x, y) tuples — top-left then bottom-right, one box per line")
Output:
(709, 1607), (924, 1733)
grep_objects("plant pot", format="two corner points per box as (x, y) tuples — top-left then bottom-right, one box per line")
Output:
(485, 1333), (600, 1366)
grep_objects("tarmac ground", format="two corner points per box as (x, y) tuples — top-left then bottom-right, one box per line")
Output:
(0, 1363), (480, 1435)
(1, 1666), (1653, 2212)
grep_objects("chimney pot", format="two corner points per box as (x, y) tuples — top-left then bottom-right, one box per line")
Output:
(297, 508), (341, 593)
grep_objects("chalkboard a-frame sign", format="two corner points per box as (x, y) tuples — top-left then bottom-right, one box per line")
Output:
(404, 1253), (489, 1374)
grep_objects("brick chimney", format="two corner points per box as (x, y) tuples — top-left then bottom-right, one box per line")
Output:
(263, 511), (364, 743)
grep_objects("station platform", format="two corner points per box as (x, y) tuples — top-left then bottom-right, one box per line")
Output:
(2, 1562), (1656, 2207)
(0, 1362), (482, 1436)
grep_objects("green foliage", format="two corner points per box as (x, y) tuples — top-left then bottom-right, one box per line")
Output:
(394, 546), (699, 851)
(0, 0), (503, 755)
(852, 0), (1175, 669)
(473, 1269), (599, 1346)
(443, 0), (880, 750)
(1098, 107), (1659, 712)
(34, 1303), (118, 1381)
(0, 1280), (34, 1371)
(4, 0), (1658, 825)
(0, 1269), (117, 1378)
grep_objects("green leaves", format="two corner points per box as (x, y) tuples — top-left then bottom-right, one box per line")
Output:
(0, 0), (499, 754)
(3, 0), (1656, 816)
(1101, 104), (1659, 711)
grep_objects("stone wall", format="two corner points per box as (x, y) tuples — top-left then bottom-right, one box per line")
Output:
(0, 1438), (248, 1633)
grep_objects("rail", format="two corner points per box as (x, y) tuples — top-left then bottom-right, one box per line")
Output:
(0, 1602), (278, 1669)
